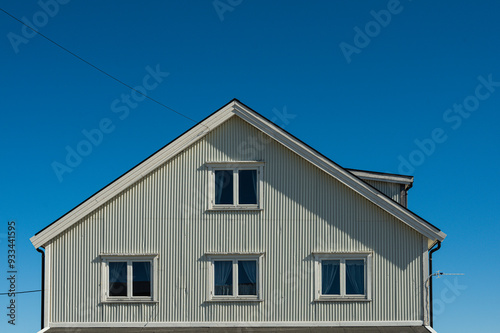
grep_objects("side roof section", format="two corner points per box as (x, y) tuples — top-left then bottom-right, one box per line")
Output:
(30, 99), (446, 249)
(347, 169), (414, 190)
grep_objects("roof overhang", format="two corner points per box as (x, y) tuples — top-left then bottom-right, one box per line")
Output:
(347, 169), (414, 190)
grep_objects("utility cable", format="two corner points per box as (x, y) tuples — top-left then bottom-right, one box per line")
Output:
(0, 289), (41, 295)
(0, 7), (205, 126)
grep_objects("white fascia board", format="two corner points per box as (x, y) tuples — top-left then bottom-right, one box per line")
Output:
(232, 103), (445, 242)
(30, 102), (238, 249)
(44, 244), (51, 327)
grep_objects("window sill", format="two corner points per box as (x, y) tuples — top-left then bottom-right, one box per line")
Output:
(102, 299), (158, 304)
(207, 298), (263, 302)
(314, 296), (371, 302)
(207, 207), (263, 211)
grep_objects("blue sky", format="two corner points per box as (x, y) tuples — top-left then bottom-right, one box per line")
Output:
(1, 1), (499, 332)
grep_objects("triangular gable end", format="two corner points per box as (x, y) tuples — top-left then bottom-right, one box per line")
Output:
(30, 99), (446, 249)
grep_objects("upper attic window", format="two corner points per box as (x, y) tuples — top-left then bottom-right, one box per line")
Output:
(206, 162), (264, 210)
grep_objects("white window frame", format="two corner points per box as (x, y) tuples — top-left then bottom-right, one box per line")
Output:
(206, 161), (264, 210)
(206, 253), (264, 301)
(100, 254), (158, 303)
(313, 252), (372, 301)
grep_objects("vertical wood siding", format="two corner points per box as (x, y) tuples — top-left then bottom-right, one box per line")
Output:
(49, 116), (423, 324)
(364, 179), (403, 205)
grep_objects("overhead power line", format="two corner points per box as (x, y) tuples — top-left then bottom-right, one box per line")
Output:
(0, 289), (41, 296)
(0, 7), (201, 125)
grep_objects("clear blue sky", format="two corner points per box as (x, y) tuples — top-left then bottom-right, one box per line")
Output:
(1, 1), (499, 332)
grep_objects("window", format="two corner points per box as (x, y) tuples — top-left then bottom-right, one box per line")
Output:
(207, 162), (264, 210)
(207, 254), (263, 301)
(314, 253), (372, 301)
(101, 255), (157, 302)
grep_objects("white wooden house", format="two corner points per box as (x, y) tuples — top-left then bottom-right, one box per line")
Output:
(31, 99), (446, 333)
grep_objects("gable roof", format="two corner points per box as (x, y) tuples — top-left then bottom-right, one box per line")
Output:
(30, 99), (446, 248)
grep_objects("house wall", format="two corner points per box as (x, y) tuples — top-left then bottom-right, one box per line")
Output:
(363, 179), (404, 206)
(47, 116), (425, 325)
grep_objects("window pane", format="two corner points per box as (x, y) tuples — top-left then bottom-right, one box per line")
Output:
(133, 262), (151, 297)
(322, 260), (340, 295)
(346, 260), (365, 295)
(238, 170), (257, 204)
(238, 261), (257, 295)
(109, 262), (127, 296)
(214, 261), (233, 295)
(215, 170), (233, 205)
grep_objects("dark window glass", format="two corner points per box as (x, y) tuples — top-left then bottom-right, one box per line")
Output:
(238, 170), (257, 204)
(238, 260), (257, 295)
(214, 261), (233, 295)
(133, 262), (151, 297)
(214, 170), (233, 205)
(109, 262), (127, 296)
(345, 260), (365, 295)
(321, 260), (340, 295)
